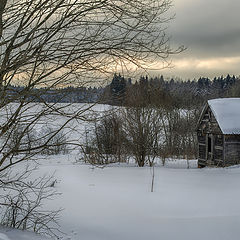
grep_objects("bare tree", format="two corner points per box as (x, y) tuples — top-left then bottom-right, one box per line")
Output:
(160, 107), (199, 161)
(0, 0), (183, 234)
(121, 106), (163, 167)
(0, 0), (183, 171)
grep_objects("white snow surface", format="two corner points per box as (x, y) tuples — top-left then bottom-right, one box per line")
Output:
(2, 103), (240, 239)
(208, 98), (240, 134)
(2, 157), (240, 240)
(0, 227), (50, 240)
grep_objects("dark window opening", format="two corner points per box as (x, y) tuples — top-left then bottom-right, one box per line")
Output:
(208, 137), (212, 153)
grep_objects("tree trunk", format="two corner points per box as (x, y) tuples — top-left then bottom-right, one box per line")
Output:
(0, 0), (7, 39)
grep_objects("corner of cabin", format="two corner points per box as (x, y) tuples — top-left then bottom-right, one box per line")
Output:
(197, 98), (240, 167)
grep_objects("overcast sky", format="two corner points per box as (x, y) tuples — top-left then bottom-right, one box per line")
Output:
(157, 0), (240, 79)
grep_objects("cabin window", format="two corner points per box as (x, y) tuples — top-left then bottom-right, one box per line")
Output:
(208, 137), (212, 153)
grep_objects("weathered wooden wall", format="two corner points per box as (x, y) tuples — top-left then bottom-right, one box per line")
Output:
(197, 106), (223, 167)
(213, 134), (224, 166)
(224, 135), (240, 166)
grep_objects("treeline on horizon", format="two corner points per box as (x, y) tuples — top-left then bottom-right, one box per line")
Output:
(104, 73), (240, 108)
(6, 73), (240, 107)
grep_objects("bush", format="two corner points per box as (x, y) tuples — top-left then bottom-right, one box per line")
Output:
(39, 126), (69, 155)
(83, 111), (127, 165)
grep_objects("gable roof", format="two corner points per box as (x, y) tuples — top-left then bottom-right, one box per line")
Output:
(208, 98), (240, 134)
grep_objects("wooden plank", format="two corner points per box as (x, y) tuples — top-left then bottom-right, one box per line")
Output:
(223, 135), (226, 167)
(225, 135), (240, 142)
(205, 134), (208, 160)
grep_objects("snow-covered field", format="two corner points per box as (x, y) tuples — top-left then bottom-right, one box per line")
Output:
(1, 103), (240, 240)
(3, 157), (240, 240)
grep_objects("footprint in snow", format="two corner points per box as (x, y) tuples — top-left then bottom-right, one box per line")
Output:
(71, 230), (77, 235)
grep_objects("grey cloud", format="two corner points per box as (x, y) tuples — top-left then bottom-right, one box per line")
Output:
(168, 0), (240, 58)
(156, 0), (240, 78)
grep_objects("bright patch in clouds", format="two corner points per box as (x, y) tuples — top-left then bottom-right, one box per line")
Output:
(194, 57), (240, 70)
(159, 56), (240, 79)
(174, 56), (240, 70)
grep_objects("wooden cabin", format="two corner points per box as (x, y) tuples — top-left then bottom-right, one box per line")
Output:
(197, 98), (240, 167)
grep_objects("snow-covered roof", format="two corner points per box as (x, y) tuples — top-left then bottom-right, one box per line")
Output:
(208, 98), (240, 134)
